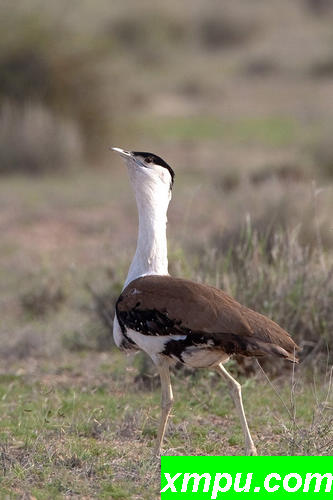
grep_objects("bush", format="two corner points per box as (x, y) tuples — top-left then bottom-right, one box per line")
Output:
(0, 101), (82, 173)
(20, 278), (67, 317)
(0, 5), (113, 169)
(197, 14), (257, 50)
(93, 225), (332, 374)
(311, 136), (333, 179)
(305, 0), (333, 15)
(193, 224), (333, 368)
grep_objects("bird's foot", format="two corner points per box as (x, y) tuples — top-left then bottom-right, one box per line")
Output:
(245, 444), (258, 456)
(153, 445), (162, 458)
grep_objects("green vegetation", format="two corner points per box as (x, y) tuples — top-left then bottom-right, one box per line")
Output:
(0, 170), (332, 498)
(139, 116), (299, 146)
(0, 356), (331, 498)
(1, 0), (333, 176)
(0, 0), (333, 498)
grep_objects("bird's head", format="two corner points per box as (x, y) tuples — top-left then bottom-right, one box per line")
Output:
(112, 148), (175, 203)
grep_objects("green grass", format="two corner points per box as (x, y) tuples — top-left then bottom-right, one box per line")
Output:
(0, 354), (331, 498)
(0, 170), (331, 498)
(0, 143), (331, 500)
(0, 361), (159, 498)
(1, 1), (333, 496)
(138, 115), (300, 146)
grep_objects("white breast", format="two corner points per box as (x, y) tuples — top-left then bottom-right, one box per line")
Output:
(126, 328), (186, 361)
(113, 315), (124, 348)
(181, 346), (229, 368)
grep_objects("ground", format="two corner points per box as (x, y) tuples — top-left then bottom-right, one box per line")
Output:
(1, 350), (331, 499)
(0, 172), (332, 499)
(1, 0), (333, 497)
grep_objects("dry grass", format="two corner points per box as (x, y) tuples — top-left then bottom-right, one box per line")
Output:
(1, 0), (333, 171)
(201, 226), (333, 365)
(0, 101), (82, 173)
(0, 0), (333, 497)
(0, 162), (331, 498)
(91, 223), (333, 374)
(0, 353), (331, 499)
(0, 169), (331, 498)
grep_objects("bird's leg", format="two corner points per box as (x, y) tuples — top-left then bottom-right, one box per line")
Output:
(154, 359), (173, 456)
(216, 363), (257, 456)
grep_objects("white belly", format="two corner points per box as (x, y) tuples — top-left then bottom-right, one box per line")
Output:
(125, 327), (229, 368)
(113, 315), (124, 348)
(181, 346), (229, 368)
(126, 328), (186, 360)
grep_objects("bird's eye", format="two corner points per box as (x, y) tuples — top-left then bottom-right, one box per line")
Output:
(145, 156), (153, 164)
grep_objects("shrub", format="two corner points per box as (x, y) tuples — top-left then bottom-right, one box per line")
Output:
(311, 136), (333, 179)
(0, 101), (82, 173)
(197, 14), (257, 50)
(20, 278), (67, 317)
(92, 225), (332, 374)
(193, 224), (333, 368)
(305, 0), (333, 15)
(0, 4), (113, 168)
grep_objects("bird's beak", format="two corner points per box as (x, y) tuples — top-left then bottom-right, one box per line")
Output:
(111, 147), (133, 159)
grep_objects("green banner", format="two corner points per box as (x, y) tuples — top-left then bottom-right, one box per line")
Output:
(161, 456), (333, 498)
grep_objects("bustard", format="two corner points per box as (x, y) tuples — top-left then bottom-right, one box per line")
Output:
(112, 147), (299, 456)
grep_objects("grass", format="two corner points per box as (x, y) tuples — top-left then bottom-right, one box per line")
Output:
(0, 357), (159, 498)
(2, 0), (333, 173)
(1, 2), (333, 495)
(0, 354), (331, 498)
(196, 224), (333, 364)
(0, 166), (332, 497)
(138, 116), (300, 146)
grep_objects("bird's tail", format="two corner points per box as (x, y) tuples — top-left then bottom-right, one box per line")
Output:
(251, 339), (299, 363)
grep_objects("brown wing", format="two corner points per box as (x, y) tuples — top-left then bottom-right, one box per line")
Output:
(116, 275), (299, 362)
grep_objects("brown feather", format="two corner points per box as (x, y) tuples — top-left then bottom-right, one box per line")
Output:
(116, 275), (299, 363)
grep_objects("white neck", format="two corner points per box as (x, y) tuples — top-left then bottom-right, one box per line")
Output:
(124, 174), (170, 288)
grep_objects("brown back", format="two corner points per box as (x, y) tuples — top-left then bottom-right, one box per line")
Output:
(116, 275), (299, 362)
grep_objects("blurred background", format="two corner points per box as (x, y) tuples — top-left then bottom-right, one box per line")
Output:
(1, 0), (332, 358)
(0, 0), (333, 489)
